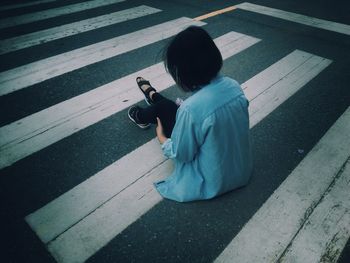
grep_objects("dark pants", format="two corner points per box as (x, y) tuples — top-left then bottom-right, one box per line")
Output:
(137, 93), (178, 138)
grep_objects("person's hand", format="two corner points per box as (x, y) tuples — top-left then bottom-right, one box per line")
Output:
(156, 117), (168, 144)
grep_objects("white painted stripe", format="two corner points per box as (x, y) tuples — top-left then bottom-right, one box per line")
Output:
(0, 0), (56, 11)
(0, 0), (125, 30)
(25, 138), (166, 244)
(0, 17), (204, 96)
(0, 31), (259, 169)
(215, 107), (350, 262)
(243, 50), (332, 127)
(236, 2), (350, 36)
(0, 5), (162, 55)
(25, 50), (330, 263)
(48, 156), (172, 263)
(280, 159), (350, 263)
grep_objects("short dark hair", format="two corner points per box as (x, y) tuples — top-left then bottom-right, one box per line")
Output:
(163, 26), (223, 92)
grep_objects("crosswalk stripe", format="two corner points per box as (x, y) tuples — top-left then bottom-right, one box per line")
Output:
(236, 2), (350, 36)
(0, 31), (258, 169)
(25, 49), (331, 263)
(0, 5), (162, 55)
(0, 17), (204, 97)
(244, 49), (332, 127)
(0, 0), (125, 30)
(280, 159), (350, 262)
(0, 0), (56, 11)
(25, 138), (166, 244)
(48, 155), (171, 263)
(215, 107), (350, 263)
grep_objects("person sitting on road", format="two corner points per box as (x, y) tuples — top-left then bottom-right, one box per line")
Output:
(128, 26), (253, 202)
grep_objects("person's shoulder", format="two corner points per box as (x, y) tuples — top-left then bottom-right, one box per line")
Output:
(178, 76), (243, 118)
(220, 76), (240, 90)
(177, 94), (205, 123)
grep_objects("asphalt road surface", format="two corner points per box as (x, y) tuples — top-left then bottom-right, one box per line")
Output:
(0, 0), (349, 262)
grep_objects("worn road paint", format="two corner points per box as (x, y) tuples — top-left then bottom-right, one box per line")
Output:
(215, 107), (350, 263)
(236, 2), (350, 35)
(0, 0), (125, 30)
(194, 6), (236, 21)
(0, 5), (162, 55)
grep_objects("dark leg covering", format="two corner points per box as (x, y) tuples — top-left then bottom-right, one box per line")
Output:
(137, 93), (178, 138)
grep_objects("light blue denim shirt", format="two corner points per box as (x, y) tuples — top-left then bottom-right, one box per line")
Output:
(155, 75), (253, 202)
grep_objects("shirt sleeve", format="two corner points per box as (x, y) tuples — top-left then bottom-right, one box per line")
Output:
(161, 107), (199, 163)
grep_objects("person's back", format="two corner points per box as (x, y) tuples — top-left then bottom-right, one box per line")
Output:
(156, 75), (252, 202)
